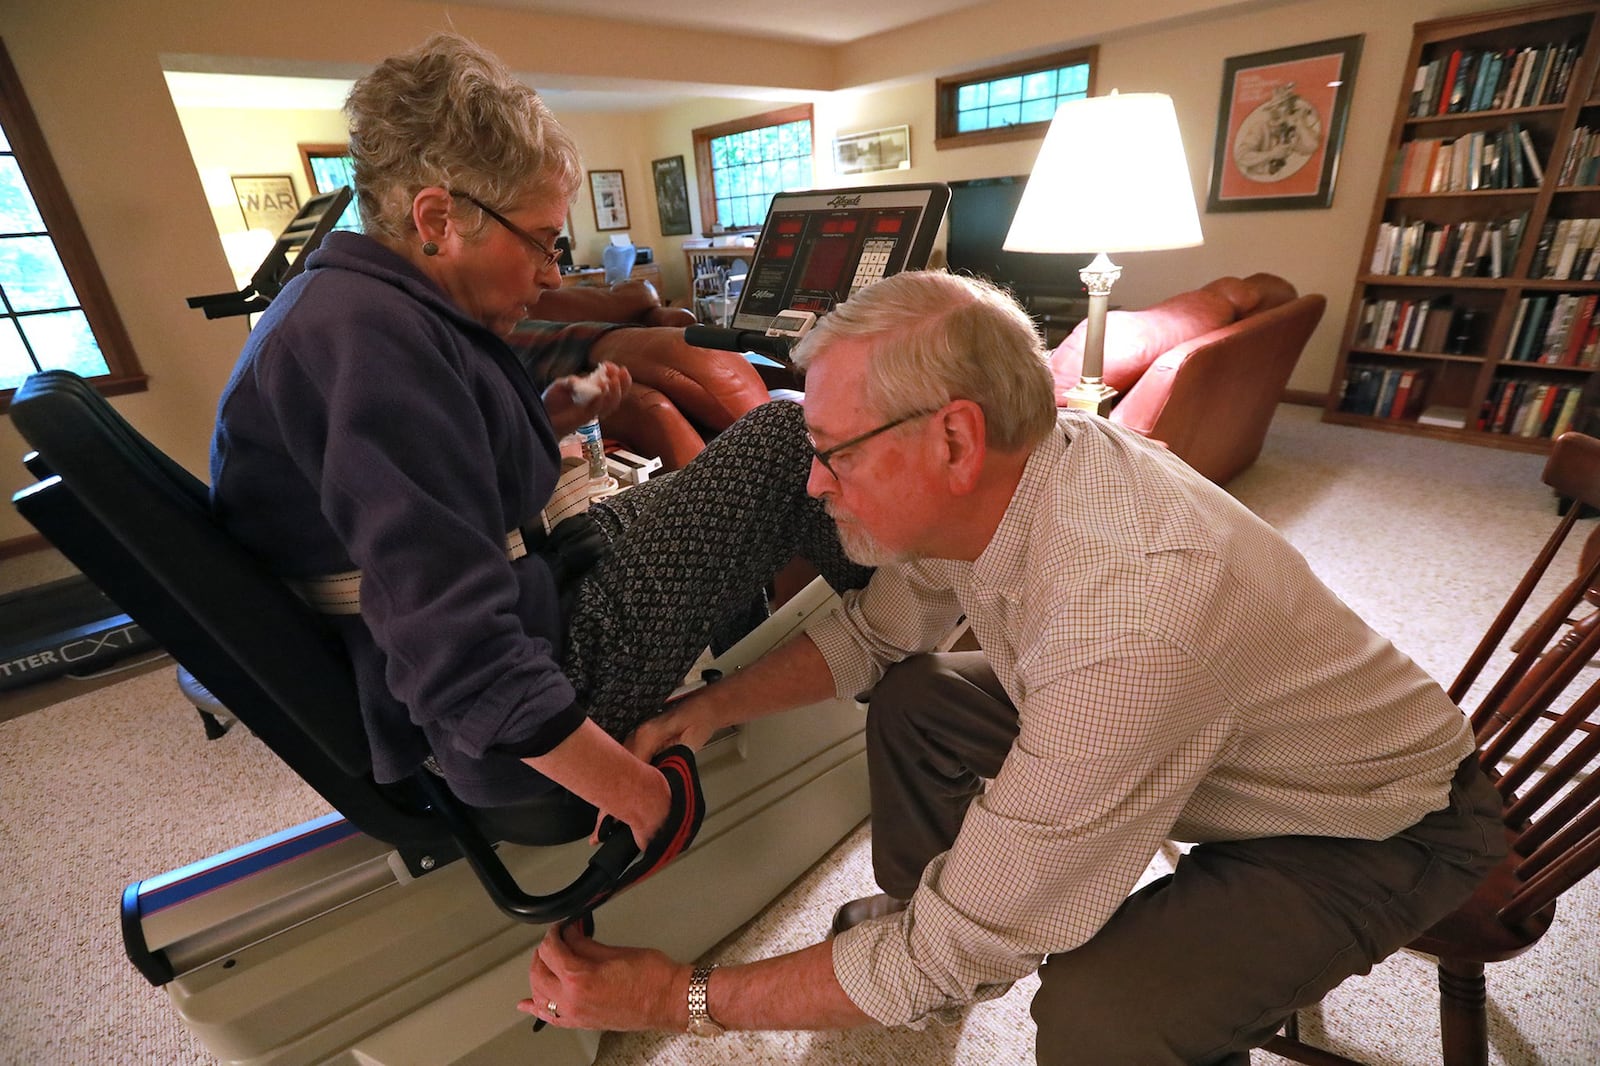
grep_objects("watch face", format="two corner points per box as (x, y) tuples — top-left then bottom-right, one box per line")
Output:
(687, 1018), (727, 1038)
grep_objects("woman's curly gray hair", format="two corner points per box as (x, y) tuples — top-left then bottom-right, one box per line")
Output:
(344, 32), (582, 241)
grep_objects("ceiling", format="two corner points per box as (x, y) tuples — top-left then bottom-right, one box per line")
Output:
(163, 0), (994, 112)
(459, 0), (993, 46)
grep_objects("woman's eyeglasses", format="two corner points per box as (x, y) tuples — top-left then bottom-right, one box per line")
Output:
(448, 190), (561, 270)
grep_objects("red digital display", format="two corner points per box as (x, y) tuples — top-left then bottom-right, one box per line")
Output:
(800, 235), (852, 291)
(728, 185), (947, 330)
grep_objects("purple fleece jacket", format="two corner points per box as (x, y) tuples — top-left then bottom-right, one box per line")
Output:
(211, 232), (585, 806)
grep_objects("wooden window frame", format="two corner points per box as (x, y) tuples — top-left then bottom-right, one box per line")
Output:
(691, 103), (813, 236)
(298, 142), (351, 193)
(0, 37), (143, 410)
(934, 46), (1098, 151)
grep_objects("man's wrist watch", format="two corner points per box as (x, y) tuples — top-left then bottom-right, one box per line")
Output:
(686, 964), (726, 1037)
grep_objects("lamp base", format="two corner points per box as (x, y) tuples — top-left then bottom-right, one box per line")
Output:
(1059, 378), (1117, 417)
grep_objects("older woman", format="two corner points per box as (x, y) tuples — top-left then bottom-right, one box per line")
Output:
(210, 33), (867, 850)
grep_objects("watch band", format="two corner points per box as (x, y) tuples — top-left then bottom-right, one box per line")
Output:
(686, 963), (725, 1036)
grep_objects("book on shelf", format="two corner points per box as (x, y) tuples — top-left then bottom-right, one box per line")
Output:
(1529, 218), (1559, 276)
(1518, 126), (1545, 184)
(1450, 50), (1479, 113)
(1561, 294), (1599, 365)
(1338, 365), (1385, 416)
(1483, 380), (1523, 433)
(1558, 125), (1600, 185)
(1540, 294), (1580, 363)
(1374, 368), (1403, 418)
(1553, 386), (1583, 436)
(1506, 296), (1533, 359)
(1410, 39), (1579, 117)
(1578, 313), (1600, 367)
(1477, 379), (1584, 438)
(1388, 368), (1430, 420)
(1437, 49), (1465, 114)
(1418, 404), (1469, 428)
(1435, 302), (1469, 353)
(1410, 60), (1432, 117)
(1513, 294), (1554, 362)
(1512, 384), (1555, 437)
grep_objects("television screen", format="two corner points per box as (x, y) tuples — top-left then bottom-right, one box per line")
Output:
(945, 176), (1090, 304)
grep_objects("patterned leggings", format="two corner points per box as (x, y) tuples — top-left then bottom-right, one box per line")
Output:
(561, 400), (872, 739)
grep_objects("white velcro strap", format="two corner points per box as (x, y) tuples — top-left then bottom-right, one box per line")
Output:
(541, 456), (593, 534)
(294, 529), (527, 616)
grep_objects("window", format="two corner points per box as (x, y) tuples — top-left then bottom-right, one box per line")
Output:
(935, 47), (1097, 150)
(692, 104), (813, 233)
(298, 143), (362, 233)
(0, 39), (142, 403)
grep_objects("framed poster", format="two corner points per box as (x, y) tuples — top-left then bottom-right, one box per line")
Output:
(832, 124), (912, 176)
(589, 169), (629, 231)
(231, 174), (300, 233)
(1206, 35), (1363, 212)
(651, 155), (693, 235)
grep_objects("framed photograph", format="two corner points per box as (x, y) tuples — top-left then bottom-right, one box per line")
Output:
(651, 156), (693, 236)
(231, 174), (300, 233)
(1206, 35), (1363, 212)
(833, 124), (912, 176)
(589, 169), (629, 231)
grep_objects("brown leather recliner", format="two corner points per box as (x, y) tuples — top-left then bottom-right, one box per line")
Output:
(1050, 273), (1327, 484)
(525, 279), (815, 604)
(525, 279), (773, 470)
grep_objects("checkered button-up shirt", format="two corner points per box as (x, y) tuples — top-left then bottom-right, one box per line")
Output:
(810, 411), (1473, 1028)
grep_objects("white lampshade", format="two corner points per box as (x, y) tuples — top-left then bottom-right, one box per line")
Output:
(1004, 92), (1203, 254)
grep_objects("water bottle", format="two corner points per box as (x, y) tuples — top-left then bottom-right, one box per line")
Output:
(576, 419), (606, 481)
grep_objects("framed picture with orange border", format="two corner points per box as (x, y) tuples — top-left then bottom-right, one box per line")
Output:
(1206, 35), (1363, 212)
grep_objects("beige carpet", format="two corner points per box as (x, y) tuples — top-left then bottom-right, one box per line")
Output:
(1, 404), (1596, 1065)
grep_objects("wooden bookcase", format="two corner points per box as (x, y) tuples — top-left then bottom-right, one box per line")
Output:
(1325, 0), (1600, 452)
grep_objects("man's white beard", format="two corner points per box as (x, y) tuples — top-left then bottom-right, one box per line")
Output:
(828, 503), (908, 567)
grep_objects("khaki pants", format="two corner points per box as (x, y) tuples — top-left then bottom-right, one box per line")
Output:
(866, 653), (1506, 1065)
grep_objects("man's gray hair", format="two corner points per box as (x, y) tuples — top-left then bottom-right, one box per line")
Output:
(791, 271), (1057, 451)
(344, 32), (582, 241)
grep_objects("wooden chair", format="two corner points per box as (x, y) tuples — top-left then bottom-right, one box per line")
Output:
(1265, 431), (1600, 1066)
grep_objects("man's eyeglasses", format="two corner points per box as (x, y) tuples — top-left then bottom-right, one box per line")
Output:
(808, 408), (941, 480)
(448, 190), (562, 270)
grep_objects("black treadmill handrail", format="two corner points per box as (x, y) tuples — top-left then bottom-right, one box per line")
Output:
(683, 324), (794, 363)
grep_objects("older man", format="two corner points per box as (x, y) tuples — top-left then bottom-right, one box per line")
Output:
(519, 270), (1503, 1064)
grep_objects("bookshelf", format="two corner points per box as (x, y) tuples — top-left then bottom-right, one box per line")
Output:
(1326, 0), (1600, 451)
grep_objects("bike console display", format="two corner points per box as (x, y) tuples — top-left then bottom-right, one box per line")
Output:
(729, 183), (950, 333)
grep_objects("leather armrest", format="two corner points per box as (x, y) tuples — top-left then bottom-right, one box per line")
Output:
(535, 280), (665, 325)
(596, 328), (770, 434)
(645, 306), (697, 328)
(1113, 294), (1325, 484)
(607, 383), (711, 471)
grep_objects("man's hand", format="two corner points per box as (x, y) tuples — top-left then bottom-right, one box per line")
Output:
(519, 920), (686, 1031)
(624, 692), (720, 763)
(543, 361), (631, 437)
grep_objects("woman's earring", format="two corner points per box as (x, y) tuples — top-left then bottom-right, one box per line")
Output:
(421, 240), (440, 257)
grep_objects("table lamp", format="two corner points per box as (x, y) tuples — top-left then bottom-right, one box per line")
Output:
(1004, 91), (1203, 414)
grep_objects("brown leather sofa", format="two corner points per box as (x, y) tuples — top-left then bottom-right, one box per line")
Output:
(528, 279), (772, 469)
(1050, 273), (1326, 484)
